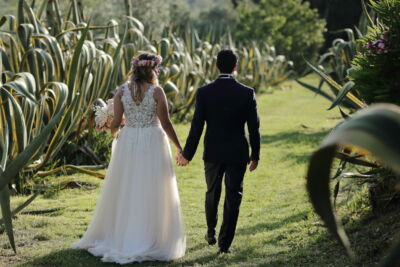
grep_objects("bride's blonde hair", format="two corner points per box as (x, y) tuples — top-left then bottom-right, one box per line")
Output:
(129, 53), (162, 103)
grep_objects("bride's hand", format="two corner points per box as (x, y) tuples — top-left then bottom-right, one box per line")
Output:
(111, 128), (120, 138)
(175, 148), (182, 163)
(175, 150), (189, 166)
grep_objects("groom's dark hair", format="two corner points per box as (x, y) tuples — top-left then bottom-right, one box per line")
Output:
(216, 49), (237, 73)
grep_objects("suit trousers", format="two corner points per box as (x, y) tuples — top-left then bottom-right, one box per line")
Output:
(204, 161), (247, 250)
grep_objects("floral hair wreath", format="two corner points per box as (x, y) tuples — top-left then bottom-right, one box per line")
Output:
(130, 55), (163, 71)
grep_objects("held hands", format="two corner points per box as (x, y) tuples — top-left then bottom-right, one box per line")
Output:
(175, 150), (189, 167)
(174, 149), (258, 170)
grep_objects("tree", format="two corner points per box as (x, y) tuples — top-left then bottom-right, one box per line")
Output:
(236, 0), (325, 73)
(305, 0), (364, 49)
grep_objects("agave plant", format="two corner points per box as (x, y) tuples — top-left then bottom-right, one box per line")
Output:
(296, 29), (361, 113)
(0, 0), (127, 251)
(306, 104), (400, 265)
(0, 1), (120, 185)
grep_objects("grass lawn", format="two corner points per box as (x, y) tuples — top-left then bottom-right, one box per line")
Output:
(0, 75), (397, 267)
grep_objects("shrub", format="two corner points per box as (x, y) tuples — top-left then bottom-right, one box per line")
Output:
(349, 0), (400, 105)
(236, 0), (326, 73)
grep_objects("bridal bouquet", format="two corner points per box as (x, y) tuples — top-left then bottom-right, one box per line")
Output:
(94, 99), (125, 133)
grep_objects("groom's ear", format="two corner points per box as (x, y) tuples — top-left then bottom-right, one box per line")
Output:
(233, 65), (237, 72)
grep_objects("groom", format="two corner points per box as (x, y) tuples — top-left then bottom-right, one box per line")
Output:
(177, 49), (261, 254)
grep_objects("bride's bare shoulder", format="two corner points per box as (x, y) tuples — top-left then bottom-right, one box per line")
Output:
(153, 86), (166, 99)
(115, 82), (127, 97)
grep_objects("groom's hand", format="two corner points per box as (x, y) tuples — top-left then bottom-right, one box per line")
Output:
(248, 160), (258, 172)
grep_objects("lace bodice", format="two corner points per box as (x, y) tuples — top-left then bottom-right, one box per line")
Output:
(120, 83), (160, 128)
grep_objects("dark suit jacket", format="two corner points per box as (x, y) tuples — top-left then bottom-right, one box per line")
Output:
(182, 76), (261, 163)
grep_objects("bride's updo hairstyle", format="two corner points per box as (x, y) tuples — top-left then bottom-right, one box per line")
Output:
(129, 53), (163, 103)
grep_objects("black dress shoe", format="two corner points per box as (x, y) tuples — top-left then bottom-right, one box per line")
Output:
(204, 234), (216, 245)
(218, 248), (232, 254)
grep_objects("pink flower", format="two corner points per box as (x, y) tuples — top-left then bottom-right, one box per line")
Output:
(154, 55), (162, 65)
(377, 42), (385, 49)
(376, 48), (384, 54)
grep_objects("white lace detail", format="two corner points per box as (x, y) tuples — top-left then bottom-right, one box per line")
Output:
(121, 83), (160, 128)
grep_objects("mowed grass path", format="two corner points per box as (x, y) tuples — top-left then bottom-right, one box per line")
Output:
(1, 75), (354, 266)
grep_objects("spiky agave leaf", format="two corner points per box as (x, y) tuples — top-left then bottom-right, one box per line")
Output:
(306, 104), (400, 260)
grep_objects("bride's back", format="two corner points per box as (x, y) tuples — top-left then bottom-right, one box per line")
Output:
(120, 82), (160, 128)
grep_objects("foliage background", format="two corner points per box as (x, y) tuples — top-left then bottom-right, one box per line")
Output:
(235, 0), (326, 73)
(0, 0), (325, 73)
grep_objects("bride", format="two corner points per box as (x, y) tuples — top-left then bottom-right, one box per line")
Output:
(72, 53), (186, 264)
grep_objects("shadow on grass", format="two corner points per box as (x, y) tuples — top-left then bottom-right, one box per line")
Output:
(262, 130), (329, 146)
(262, 130), (330, 164)
(282, 152), (314, 165)
(18, 232), (349, 267)
(236, 211), (309, 236)
(18, 247), (218, 267)
(19, 208), (397, 267)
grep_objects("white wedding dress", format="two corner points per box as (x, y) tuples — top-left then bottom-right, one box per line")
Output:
(72, 83), (186, 264)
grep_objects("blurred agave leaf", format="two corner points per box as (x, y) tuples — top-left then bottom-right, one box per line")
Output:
(142, 44), (157, 54)
(168, 64), (180, 78)
(163, 81), (179, 97)
(125, 16), (144, 32)
(159, 38), (170, 59)
(306, 104), (400, 260)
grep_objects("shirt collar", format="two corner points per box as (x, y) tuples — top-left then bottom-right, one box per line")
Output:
(218, 73), (235, 80)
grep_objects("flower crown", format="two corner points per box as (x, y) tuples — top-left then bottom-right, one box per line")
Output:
(131, 55), (162, 70)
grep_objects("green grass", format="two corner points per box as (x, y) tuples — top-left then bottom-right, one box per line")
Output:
(0, 75), (398, 266)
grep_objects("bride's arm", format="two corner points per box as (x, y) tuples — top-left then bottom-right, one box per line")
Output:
(154, 86), (183, 152)
(110, 90), (124, 137)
